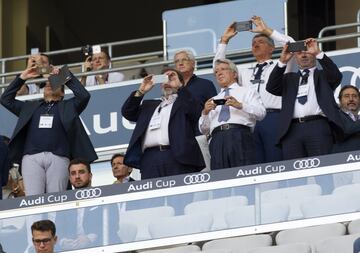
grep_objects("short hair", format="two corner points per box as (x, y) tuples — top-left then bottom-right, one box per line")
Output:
(40, 53), (51, 64)
(214, 59), (239, 76)
(252, 33), (275, 47)
(68, 158), (91, 173)
(174, 50), (196, 62)
(31, 220), (56, 237)
(338, 85), (360, 99)
(111, 153), (125, 165)
(161, 67), (185, 86)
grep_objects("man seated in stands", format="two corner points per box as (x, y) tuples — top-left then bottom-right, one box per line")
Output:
(173, 50), (217, 169)
(266, 38), (343, 193)
(333, 85), (360, 153)
(121, 68), (205, 179)
(17, 54), (52, 96)
(0, 65), (98, 196)
(31, 219), (58, 253)
(111, 153), (135, 184)
(81, 49), (124, 86)
(57, 158), (110, 250)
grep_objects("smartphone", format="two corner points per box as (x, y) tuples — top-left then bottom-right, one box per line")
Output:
(287, 41), (307, 52)
(36, 65), (51, 75)
(213, 99), (227, 105)
(234, 21), (253, 32)
(152, 74), (169, 84)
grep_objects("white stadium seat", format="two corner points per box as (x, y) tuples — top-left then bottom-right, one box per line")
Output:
(246, 243), (311, 253)
(139, 244), (201, 253)
(117, 222), (138, 243)
(261, 184), (322, 220)
(224, 203), (289, 228)
(332, 183), (360, 195)
(202, 234), (273, 253)
(148, 213), (213, 239)
(314, 233), (360, 253)
(184, 196), (248, 230)
(348, 219), (360, 234)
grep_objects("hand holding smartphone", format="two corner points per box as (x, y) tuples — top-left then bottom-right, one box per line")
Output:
(213, 99), (227, 105)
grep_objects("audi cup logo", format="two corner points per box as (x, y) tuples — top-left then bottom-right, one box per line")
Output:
(293, 158), (320, 170)
(75, 188), (102, 200)
(183, 173), (211, 185)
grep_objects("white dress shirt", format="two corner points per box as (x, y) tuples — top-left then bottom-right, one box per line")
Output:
(142, 94), (177, 150)
(86, 71), (125, 86)
(214, 30), (296, 110)
(199, 83), (266, 135)
(278, 52), (326, 118)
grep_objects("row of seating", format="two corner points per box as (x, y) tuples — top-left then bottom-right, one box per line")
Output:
(119, 183), (360, 241)
(139, 220), (360, 253)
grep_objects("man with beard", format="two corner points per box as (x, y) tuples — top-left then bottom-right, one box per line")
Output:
(122, 68), (205, 179)
(56, 159), (109, 250)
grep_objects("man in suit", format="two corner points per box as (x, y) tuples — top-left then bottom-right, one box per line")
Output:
(57, 158), (113, 250)
(354, 237), (360, 253)
(266, 38), (343, 193)
(333, 85), (360, 153)
(111, 153), (135, 184)
(0, 65), (97, 196)
(122, 68), (205, 179)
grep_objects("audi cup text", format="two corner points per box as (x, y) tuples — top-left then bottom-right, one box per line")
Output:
(346, 154), (360, 162)
(19, 194), (67, 207)
(127, 179), (176, 192)
(236, 165), (285, 177)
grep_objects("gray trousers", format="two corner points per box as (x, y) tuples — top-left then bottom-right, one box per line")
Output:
(22, 152), (70, 196)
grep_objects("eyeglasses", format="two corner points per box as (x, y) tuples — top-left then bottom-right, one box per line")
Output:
(174, 58), (191, 64)
(32, 237), (53, 245)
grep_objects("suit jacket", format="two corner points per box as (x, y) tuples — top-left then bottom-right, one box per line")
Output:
(332, 110), (360, 153)
(121, 87), (205, 170)
(266, 54), (343, 145)
(354, 237), (360, 253)
(0, 75), (98, 164)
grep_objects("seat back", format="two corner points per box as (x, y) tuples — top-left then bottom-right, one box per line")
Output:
(246, 243), (311, 253)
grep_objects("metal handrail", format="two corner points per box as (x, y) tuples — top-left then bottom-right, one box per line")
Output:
(318, 21), (360, 50)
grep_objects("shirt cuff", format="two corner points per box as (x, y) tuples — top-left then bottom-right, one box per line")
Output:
(316, 51), (325, 59)
(277, 61), (287, 68)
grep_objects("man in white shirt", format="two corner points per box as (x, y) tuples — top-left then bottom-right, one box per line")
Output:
(81, 50), (124, 86)
(214, 16), (294, 164)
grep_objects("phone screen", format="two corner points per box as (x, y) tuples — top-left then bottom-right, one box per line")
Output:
(287, 41), (307, 52)
(234, 21), (253, 32)
(152, 74), (169, 84)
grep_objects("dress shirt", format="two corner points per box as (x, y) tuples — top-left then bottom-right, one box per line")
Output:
(142, 94), (177, 150)
(213, 30), (295, 109)
(278, 52), (326, 118)
(86, 72), (124, 86)
(113, 176), (131, 184)
(199, 83), (266, 135)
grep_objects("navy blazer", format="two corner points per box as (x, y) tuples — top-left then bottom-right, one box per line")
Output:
(121, 87), (205, 170)
(266, 54), (344, 145)
(0, 75), (98, 164)
(332, 110), (360, 153)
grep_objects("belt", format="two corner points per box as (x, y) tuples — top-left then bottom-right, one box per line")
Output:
(266, 108), (280, 113)
(292, 115), (325, 123)
(146, 145), (171, 151)
(212, 123), (250, 136)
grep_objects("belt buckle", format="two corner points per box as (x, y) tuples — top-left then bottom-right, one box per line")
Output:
(159, 145), (166, 151)
(298, 117), (305, 123)
(221, 124), (230, 131)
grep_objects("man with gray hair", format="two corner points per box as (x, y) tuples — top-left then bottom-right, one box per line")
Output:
(200, 58), (265, 170)
(214, 16), (294, 164)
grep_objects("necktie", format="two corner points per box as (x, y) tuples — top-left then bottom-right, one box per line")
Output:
(297, 69), (310, 105)
(254, 62), (268, 80)
(218, 88), (230, 122)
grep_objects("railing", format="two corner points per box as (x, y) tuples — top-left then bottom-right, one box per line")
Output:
(0, 151), (360, 253)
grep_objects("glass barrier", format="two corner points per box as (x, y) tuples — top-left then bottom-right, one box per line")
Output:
(1, 168), (360, 253)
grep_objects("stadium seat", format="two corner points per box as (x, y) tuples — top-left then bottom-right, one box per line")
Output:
(184, 196), (248, 230)
(139, 244), (201, 253)
(348, 219), (360, 234)
(314, 233), (360, 253)
(202, 234), (273, 253)
(261, 184), (322, 220)
(332, 183), (360, 195)
(246, 243), (311, 253)
(148, 213), (213, 239)
(300, 193), (360, 218)
(117, 222), (138, 243)
(275, 223), (346, 252)
(120, 206), (175, 240)
(224, 202), (289, 228)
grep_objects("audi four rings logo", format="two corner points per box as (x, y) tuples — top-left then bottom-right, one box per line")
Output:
(75, 188), (102, 199)
(184, 173), (211, 185)
(293, 158), (321, 170)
